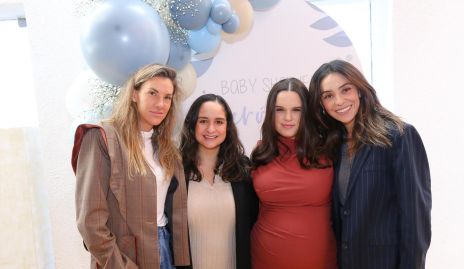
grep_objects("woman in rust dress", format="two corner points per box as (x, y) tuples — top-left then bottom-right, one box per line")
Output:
(250, 78), (337, 269)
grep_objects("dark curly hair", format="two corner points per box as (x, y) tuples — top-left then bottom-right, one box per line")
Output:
(251, 78), (329, 170)
(180, 94), (250, 182)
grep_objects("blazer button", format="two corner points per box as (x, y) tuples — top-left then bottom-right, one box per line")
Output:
(342, 242), (348, 250)
(343, 209), (350, 216)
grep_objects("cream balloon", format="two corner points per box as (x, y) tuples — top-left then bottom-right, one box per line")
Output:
(222, 0), (254, 43)
(177, 63), (197, 100)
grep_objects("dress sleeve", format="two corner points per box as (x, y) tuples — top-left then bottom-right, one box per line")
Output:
(75, 129), (138, 269)
(393, 124), (432, 269)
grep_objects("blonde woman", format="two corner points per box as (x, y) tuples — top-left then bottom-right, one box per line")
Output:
(72, 64), (190, 269)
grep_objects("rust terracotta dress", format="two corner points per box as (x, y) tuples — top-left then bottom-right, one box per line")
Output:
(251, 138), (337, 269)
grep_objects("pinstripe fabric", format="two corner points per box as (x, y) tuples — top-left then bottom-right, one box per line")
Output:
(332, 123), (431, 269)
(73, 123), (190, 269)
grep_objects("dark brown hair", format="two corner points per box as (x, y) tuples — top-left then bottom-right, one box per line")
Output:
(308, 59), (404, 160)
(180, 94), (250, 182)
(251, 78), (329, 169)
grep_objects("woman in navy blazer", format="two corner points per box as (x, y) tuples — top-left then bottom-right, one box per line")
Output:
(308, 60), (431, 269)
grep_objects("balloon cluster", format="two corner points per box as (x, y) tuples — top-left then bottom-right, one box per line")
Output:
(79, 0), (280, 84)
(68, 0), (280, 131)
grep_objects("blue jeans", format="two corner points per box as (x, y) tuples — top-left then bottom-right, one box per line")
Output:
(158, 226), (175, 269)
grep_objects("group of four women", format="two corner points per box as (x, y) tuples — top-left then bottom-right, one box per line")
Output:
(72, 59), (431, 269)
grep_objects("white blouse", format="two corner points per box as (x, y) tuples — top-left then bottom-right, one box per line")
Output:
(141, 130), (170, 227)
(187, 175), (236, 269)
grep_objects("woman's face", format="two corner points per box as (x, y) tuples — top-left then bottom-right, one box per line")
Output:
(320, 72), (360, 135)
(195, 101), (227, 152)
(132, 76), (174, 132)
(274, 91), (302, 139)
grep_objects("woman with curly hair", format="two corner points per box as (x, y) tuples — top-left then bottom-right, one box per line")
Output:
(180, 94), (258, 269)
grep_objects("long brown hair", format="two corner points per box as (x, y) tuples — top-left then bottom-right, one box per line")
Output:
(251, 78), (329, 169)
(180, 94), (250, 182)
(308, 59), (404, 160)
(108, 64), (181, 178)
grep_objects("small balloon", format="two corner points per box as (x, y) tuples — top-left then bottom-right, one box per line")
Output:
(169, 0), (212, 30)
(249, 0), (280, 11)
(222, 13), (240, 33)
(188, 27), (222, 54)
(211, 0), (232, 24)
(222, 0), (254, 43)
(80, 0), (170, 86)
(206, 18), (222, 35)
(167, 41), (192, 71)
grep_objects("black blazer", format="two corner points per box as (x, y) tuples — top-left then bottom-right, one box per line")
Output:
(332, 123), (431, 269)
(230, 179), (259, 269)
(179, 175), (259, 269)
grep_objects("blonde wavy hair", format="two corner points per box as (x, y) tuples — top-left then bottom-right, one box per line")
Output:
(108, 64), (181, 178)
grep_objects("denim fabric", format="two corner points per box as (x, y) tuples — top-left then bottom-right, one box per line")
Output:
(158, 226), (175, 269)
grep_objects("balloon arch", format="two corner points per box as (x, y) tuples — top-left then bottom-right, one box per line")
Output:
(67, 0), (280, 128)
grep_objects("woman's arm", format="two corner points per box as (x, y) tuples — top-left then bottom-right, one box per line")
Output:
(75, 128), (138, 268)
(393, 124), (432, 269)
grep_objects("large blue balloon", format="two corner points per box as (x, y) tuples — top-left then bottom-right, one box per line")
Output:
(188, 27), (221, 54)
(170, 0), (212, 30)
(249, 0), (280, 11)
(167, 41), (192, 71)
(80, 0), (170, 86)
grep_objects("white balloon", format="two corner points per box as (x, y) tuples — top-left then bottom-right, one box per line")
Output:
(177, 64), (197, 100)
(69, 112), (100, 143)
(65, 70), (99, 118)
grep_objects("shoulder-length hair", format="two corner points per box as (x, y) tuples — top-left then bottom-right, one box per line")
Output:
(251, 77), (328, 170)
(108, 64), (181, 178)
(180, 94), (250, 182)
(308, 59), (404, 160)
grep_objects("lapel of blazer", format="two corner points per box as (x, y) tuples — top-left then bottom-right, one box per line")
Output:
(344, 144), (371, 202)
(171, 160), (190, 265)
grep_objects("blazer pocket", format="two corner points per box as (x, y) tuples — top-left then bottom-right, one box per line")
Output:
(118, 235), (137, 263)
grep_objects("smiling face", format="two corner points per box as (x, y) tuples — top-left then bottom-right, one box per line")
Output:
(274, 91), (302, 139)
(132, 76), (174, 131)
(320, 72), (360, 135)
(195, 101), (227, 153)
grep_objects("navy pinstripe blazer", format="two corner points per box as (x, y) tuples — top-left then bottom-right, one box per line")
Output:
(332, 123), (431, 269)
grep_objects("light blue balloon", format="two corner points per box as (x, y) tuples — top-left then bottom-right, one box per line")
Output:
(206, 18), (221, 35)
(80, 0), (170, 86)
(249, 0), (280, 11)
(222, 13), (240, 33)
(167, 41), (191, 71)
(210, 0), (232, 24)
(170, 0), (212, 30)
(188, 27), (221, 54)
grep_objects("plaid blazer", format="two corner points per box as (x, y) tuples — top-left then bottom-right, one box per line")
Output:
(72, 123), (190, 269)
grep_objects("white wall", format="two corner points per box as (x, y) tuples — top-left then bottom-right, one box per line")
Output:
(24, 0), (88, 267)
(392, 1), (464, 268)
